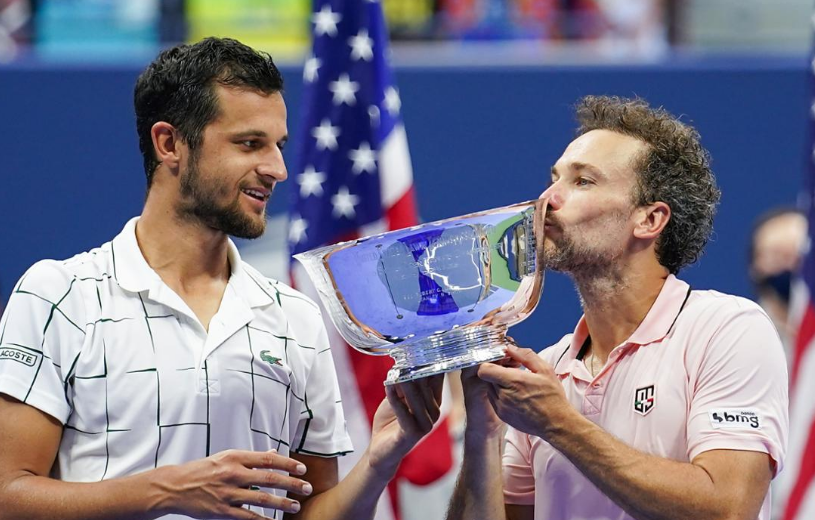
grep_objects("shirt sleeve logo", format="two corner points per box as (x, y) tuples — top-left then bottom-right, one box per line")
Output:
(0, 347), (41, 367)
(634, 384), (656, 416)
(708, 409), (762, 430)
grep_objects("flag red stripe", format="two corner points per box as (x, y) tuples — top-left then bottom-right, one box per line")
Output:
(397, 416), (454, 485)
(792, 303), (815, 387)
(385, 186), (419, 231)
(784, 415), (815, 520)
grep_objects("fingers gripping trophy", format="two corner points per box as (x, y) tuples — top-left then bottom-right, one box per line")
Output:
(296, 199), (548, 384)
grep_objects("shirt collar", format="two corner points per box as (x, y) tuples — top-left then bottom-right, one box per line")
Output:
(553, 274), (690, 376)
(626, 274), (690, 345)
(111, 217), (160, 293)
(111, 216), (275, 309)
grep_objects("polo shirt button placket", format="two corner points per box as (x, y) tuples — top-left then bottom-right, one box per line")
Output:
(582, 374), (604, 416)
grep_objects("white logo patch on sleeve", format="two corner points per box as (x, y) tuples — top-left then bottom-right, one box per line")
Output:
(0, 347), (41, 367)
(708, 409), (762, 430)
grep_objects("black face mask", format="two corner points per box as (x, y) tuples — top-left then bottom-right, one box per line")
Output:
(757, 270), (793, 303)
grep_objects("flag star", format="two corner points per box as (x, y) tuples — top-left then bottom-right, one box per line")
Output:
(332, 187), (360, 219)
(289, 215), (309, 244)
(348, 29), (374, 61)
(384, 86), (401, 116)
(329, 73), (360, 106)
(312, 5), (342, 37)
(304, 55), (322, 83)
(312, 119), (340, 150)
(297, 166), (326, 197)
(349, 142), (376, 174)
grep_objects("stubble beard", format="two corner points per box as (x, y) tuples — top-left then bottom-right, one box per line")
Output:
(543, 226), (619, 275)
(547, 240), (627, 317)
(177, 152), (267, 239)
(543, 217), (628, 286)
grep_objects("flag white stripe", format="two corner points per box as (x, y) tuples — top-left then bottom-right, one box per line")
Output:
(379, 124), (414, 208)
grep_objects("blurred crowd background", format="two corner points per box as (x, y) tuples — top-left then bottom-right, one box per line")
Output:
(0, 0), (812, 63)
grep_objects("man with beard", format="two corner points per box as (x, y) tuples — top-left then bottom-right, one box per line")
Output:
(0, 37), (442, 520)
(446, 96), (788, 520)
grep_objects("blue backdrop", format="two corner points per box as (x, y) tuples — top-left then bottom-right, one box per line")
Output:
(0, 55), (808, 349)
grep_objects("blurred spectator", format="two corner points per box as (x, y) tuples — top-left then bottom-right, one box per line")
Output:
(8, 0), (675, 58)
(593, 0), (668, 56)
(186, 0), (309, 58)
(0, 0), (31, 62)
(383, 0), (437, 39)
(431, 0), (668, 54)
(7, 0), (814, 58)
(35, 0), (159, 58)
(749, 207), (807, 354)
(158, 0), (185, 44)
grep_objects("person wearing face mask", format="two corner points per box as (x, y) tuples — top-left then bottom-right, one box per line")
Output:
(749, 207), (807, 356)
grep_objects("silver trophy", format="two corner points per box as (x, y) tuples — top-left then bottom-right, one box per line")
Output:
(294, 199), (547, 384)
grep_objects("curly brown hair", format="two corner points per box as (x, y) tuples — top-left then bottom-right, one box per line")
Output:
(575, 95), (721, 274)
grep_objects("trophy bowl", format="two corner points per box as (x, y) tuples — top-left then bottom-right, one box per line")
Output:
(294, 199), (547, 385)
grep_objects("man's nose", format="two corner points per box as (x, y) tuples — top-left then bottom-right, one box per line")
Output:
(257, 148), (288, 182)
(539, 183), (563, 210)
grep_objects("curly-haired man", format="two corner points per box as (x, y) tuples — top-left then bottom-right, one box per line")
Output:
(447, 96), (788, 520)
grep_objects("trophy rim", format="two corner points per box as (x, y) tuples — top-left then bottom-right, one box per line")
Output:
(293, 198), (549, 374)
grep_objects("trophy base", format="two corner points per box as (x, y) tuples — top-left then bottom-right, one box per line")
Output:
(385, 325), (510, 385)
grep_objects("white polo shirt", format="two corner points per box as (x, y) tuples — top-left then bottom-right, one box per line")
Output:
(502, 275), (789, 520)
(0, 217), (352, 518)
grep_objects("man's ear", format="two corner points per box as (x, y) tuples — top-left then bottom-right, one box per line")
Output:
(151, 122), (184, 173)
(633, 201), (671, 240)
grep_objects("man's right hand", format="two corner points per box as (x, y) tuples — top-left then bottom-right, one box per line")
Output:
(0, 391), (314, 520)
(152, 449), (313, 519)
(460, 364), (505, 440)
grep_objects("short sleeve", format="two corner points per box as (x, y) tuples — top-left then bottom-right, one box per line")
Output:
(292, 321), (354, 457)
(686, 302), (788, 475)
(503, 426), (536, 505)
(0, 261), (87, 423)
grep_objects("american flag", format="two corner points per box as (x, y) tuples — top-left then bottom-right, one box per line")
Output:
(780, 40), (815, 520)
(289, 1), (454, 519)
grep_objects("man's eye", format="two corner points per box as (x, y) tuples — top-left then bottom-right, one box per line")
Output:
(240, 140), (259, 149)
(576, 178), (592, 186)
(277, 141), (286, 151)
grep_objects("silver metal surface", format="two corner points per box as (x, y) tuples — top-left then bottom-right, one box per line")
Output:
(295, 199), (547, 384)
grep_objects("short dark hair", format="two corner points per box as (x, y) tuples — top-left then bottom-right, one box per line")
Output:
(575, 95), (721, 274)
(134, 37), (284, 187)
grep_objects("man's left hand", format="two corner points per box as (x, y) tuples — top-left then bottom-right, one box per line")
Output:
(477, 344), (573, 438)
(366, 374), (444, 478)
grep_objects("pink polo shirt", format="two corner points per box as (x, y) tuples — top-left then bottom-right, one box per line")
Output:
(503, 275), (788, 520)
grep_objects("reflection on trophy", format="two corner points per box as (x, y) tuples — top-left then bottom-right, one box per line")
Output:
(295, 199), (547, 384)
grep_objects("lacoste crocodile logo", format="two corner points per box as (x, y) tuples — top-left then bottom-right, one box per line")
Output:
(260, 350), (283, 366)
